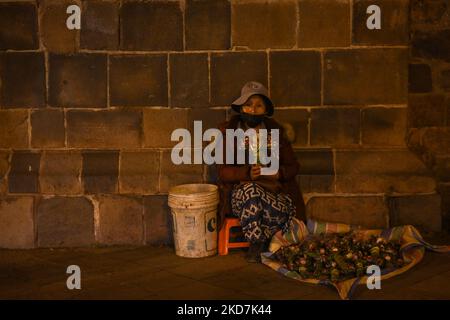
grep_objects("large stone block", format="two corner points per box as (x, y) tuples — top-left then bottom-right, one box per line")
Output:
(335, 149), (436, 193)
(0, 196), (34, 249)
(353, 0), (409, 45)
(389, 194), (442, 232)
(109, 54), (168, 107)
(310, 108), (360, 147)
(0, 2), (39, 50)
(0, 152), (9, 194)
(273, 109), (309, 147)
(408, 94), (448, 128)
(409, 64), (432, 93)
(143, 109), (189, 148)
(270, 51), (321, 106)
(67, 109), (142, 148)
(119, 151), (160, 194)
(185, 0), (230, 50)
(324, 49), (407, 105)
(298, 0), (350, 48)
(295, 149), (335, 193)
(37, 196), (95, 247)
(0, 52), (46, 108)
(306, 196), (389, 228)
(144, 195), (173, 245)
(49, 53), (107, 108)
(188, 109), (227, 134)
(232, 0), (296, 49)
(0, 110), (29, 148)
(170, 53), (209, 108)
(361, 107), (407, 146)
(210, 52), (267, 106)
(82, 151), (119, 194)
(40, 151), (82, 195)
(80, 0), (119, 50)
(160, 151), (203, 193)
(31, 109), (65, 148)
(40, 0), (80, 53)
(97, 195), (144, 245)
(8, 151), (40, 194)
(120, 1), (182, 51)
(412, 30), (450, 63)
(440, 69), (450, 92)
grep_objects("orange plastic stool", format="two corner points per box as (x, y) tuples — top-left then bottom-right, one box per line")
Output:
(218, 217), (250, 255)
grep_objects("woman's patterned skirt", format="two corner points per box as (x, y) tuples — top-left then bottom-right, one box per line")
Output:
(231, 181), (296, 243)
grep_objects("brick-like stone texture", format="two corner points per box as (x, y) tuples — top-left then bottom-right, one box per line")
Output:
(49, 54), (107, 108)
(310, 108), (360, 147)
(120, 151), (160, 194)
(210, 52), (267, 106)
(298, 0), (350, 48)
(408, 94), (448, 128)
(335, 150), (436, 193)
(82, 151), (119, 194)
(40, 0), (80, 53)
(144, 195), (173, 245)
(0, 2), (39, 50)
(160, 151), (203, 193)
(362, 107), (407, 146)
(31, 109), (65, 148)
(232, 0), (296, 49)
(306, 196), (389, 229)
(67, 109), (142, 148)
(37, 197), (94, 247)
(120, 1), (182, 51)
(80, 0), (119, 50)
(110, 54), (168, 107)
(0, 110), (29, 148)
(353, 0), (409, 45)
(40, 151), (82, 195)
(412, 30), (450, 63)
(170, 53), (209, 107)
(0, 52), (46, 108)
(97, 195), (144, 245)
(0, 152), (9, 194)
(185, 0), (230, 50)
(0, 196), (34, 248)
(270, 51), (321, 106)
(409, 64), (432, 93)
(324, 49), (407, 105)
(389, 194), (442, 232)
(296, 149), (334, 193)
(8, 152), (40, 194)
(273, 109), (309, 147)
(188, 109), (227, 133)
(440, 69), (450, 92)
(143, 109), (188, 148)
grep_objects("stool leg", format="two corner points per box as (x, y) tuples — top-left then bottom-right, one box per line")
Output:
(218, 224), (228, 255)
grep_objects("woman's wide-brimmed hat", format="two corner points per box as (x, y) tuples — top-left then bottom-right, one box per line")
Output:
(231, 81), (274, 116)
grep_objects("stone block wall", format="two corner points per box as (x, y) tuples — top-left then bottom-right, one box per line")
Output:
(407, 0), (450, 232)
(0, 0), (444, 248)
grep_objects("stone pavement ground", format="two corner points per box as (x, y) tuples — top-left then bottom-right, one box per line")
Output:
(1, 233), (450, 300)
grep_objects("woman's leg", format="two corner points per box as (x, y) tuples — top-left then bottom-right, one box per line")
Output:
(231, 182), (295, 243)
(231, 182), (266, 243)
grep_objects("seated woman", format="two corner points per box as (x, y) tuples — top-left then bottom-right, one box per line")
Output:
(216, 81), (306, 263)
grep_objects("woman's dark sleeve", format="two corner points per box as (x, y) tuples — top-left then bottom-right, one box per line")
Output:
(216, 126), (251, 183)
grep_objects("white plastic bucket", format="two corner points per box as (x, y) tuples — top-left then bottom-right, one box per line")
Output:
(168, 184), (219, 258)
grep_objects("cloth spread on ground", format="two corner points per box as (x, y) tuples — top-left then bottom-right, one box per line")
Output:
(261, 218), (450, 300)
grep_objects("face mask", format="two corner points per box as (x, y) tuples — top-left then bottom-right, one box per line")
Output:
(240, 112), (266, 128)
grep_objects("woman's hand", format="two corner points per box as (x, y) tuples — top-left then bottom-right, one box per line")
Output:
(250, 164), (261, 180)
